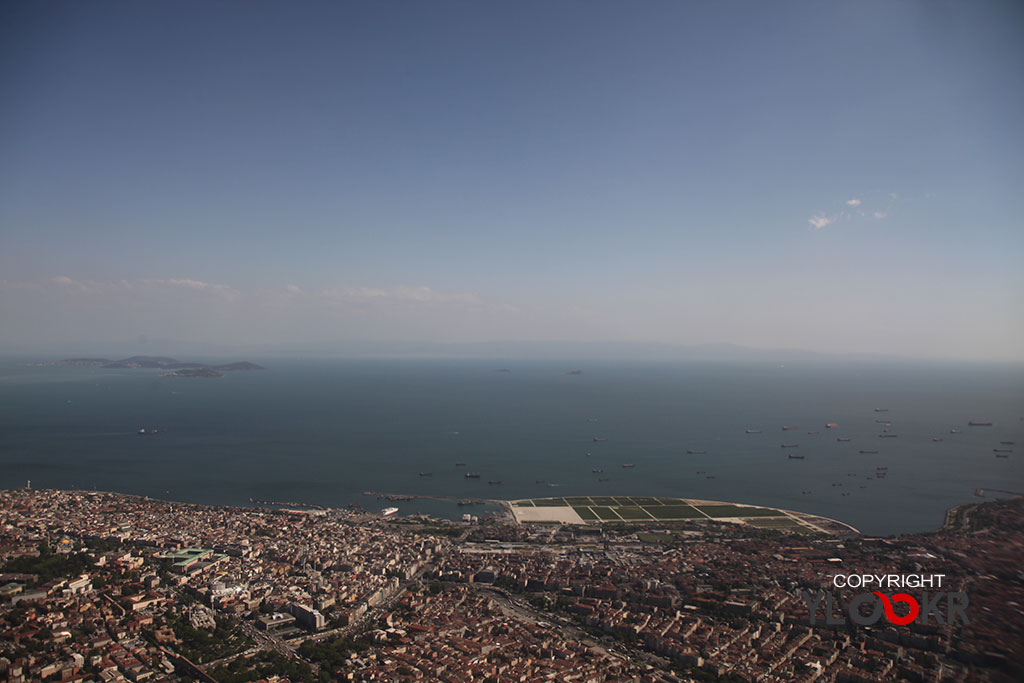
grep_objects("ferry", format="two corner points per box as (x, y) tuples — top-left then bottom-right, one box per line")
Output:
(381, 507), (399, 517)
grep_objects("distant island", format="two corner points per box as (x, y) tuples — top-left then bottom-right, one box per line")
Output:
(29, 356), (264, 377)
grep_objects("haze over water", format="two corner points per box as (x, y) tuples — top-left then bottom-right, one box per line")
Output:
(2, 357), (1021, 536)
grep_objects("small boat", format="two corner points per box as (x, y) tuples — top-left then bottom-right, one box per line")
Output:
(781, 443), (799, 448)
(621, 463), (635, 468)
(592, 468), (604, 473)
(875, 420), (891, 424)
(968, 420), (993, 426)
(686, 449), (706, 454)
(586, 417), (598, 423)
(859, 450), (878, 454)
(465, 473), (480, 478)
(931, 438), (944, 442)
(488, 480), (503, 485)
(807, 431), (819, 435)
(950, 429), (961, 434)
(876, 466), (888, 470)
(825, 423), (838, 429)
(879, 434), (898, 438)
(745, 429), (761, 434)
(788, 454), (805, 459)
(782, 425), (799, 431)
(585, 452), (592, 457)
(457, 500), (476, 506)
(381, 507), (398, 517)
(837, 437), (852, 442)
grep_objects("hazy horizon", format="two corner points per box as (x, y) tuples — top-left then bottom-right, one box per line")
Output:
(2, 2), (1022, 362)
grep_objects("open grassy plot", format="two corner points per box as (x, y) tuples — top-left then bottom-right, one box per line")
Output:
(573, 506), (598, 521)
(533, 498), (569, 506)
(564, 497), (593, 505)
(631, 497), (663, 506)
(696, 505), (781, 518)
(592, 507), (622, 520)
(614, 506), (654, 520)
(647, 505), (705, 519)
(512, 501), (534, 507)
(588, 496), (619, 506)
(612, 496), (637, 505)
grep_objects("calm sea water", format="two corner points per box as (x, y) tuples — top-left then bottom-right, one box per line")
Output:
(1, 357), (1022, 535)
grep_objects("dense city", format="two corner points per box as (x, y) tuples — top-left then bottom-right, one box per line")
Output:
(1, 489), (1021, 682)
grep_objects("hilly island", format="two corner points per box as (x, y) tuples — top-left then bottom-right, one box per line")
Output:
(29, 356), (264, 378)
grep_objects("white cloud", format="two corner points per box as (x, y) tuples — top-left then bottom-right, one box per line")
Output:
(808, 213), (834, 230)
(873, 211), (887, 219)
(846, 198), (862, 207)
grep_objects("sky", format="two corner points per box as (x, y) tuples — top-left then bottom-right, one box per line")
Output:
(1, 1), (1022, 360)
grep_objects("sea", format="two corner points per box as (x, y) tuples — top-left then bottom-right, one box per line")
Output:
(1, 356), (1022, 536)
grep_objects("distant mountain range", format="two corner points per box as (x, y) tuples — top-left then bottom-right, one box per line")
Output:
(29, 356), (264, 375)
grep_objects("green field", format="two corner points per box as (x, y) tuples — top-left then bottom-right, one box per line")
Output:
(647, 505), (706, 519)
(613, 506), (655, 520)
(507, 496), (854, 535)
(696, 505), (783, 518)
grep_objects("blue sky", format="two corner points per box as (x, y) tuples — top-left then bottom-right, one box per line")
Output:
(1, 1), (1022, 359)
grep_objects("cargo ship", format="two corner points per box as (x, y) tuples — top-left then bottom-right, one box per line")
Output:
(836, 437), (852, 442)
(686, 449), (706, 454)
(781, 443), (799, 448)
(782, 425), (799, 431)
(593, 437), (609, 442)
(859, 450), (879, 454)
(745, 429), (761, 434)
(788, 454), (805, 459)
(381, 507), (398, 517)
(488, 480), (503, 485)
(621, 463), (635, 468)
